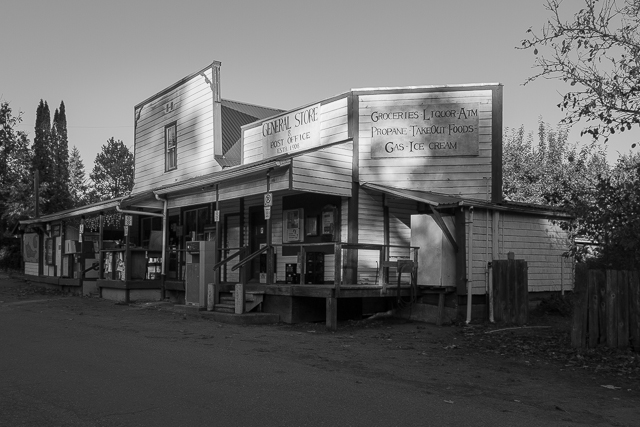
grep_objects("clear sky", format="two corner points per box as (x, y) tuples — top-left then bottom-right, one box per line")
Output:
(2, 0), (637, 168)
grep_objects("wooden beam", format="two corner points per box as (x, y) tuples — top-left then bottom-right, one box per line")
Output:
(429, 205), (459, 253)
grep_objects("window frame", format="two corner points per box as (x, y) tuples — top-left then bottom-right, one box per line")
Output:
(165, 121), (178, 172)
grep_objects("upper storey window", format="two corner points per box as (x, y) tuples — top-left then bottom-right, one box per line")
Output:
(165, 122), (177, 171)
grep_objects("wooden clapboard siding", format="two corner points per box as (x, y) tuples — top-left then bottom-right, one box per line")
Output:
(357, 188), (384, 284)
(242, 126), (263, 164)
(133, 67), (220, 194)
(219, 198), (240, 212)
(387, 197), (417, 283)
(496, 212), (572, 293)
(358, 90), (494, 200)
(218, 167), (289, 201)
(292, 142), (353, 197)
(341, 197), (349, 243)
(468, 209), (492, 294)
(241, 97), (349, 166)
(167, 192), (218, 209)
(319, 98), (349, 145)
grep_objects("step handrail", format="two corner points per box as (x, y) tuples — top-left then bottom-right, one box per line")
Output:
(231, 245), (270, 271)
(213, 247), (245, 271)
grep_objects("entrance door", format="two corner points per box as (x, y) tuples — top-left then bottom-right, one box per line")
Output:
(249, 209), (267, 282)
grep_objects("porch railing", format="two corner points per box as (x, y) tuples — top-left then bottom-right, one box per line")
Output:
(223, 242), (419, 297)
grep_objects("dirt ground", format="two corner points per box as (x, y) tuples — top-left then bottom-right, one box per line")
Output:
(2, 273), (639, 426)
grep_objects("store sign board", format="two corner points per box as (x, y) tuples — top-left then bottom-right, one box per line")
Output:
(369, 100), (480, 158)
(262, 103), (321, 159)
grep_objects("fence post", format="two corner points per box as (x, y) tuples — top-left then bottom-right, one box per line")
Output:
(571, 267), (588, 349)
(606, 270), (619, 348)
(629, 271), (640, 351)
(618, 271), (629, 348)
(588, 270), (600, 348)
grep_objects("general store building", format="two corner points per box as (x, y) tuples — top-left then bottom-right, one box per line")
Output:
(18, 61), (573, 328)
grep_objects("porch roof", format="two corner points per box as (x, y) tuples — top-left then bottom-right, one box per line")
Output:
(360, 182), (572, 218)
(18, 197), (125, 226)
(122, 157), (292, 208)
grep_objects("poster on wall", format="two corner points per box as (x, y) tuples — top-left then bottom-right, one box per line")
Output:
(367, 97), (481, 158)
(45, 238), (54, 265)
(283, 209), (303, 243)
(23, 233), (39, 263)
(322, 209), (335, 236)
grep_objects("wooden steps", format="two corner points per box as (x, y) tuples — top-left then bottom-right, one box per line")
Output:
(213, 288), (264, 314)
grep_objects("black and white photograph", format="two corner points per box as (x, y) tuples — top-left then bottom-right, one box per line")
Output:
(1, 1), (640, 426)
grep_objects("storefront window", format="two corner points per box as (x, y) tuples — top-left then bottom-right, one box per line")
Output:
(184, 207), (209, 241)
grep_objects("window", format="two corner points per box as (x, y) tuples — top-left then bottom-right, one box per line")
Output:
(184, 207), (209, 242)
(141, 217), (162, 248)
(165, 122), (177, 171)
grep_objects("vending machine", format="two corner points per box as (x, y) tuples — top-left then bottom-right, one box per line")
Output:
(185, 241), (215, 307)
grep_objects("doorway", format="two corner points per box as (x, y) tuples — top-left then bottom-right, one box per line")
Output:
(249, 208), (267, 282)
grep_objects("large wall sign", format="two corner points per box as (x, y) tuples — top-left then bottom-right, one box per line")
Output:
(262, 103), (321, 158)
(369, 101), (480, 158)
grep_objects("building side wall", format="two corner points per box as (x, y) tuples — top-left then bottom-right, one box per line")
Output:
(498, 212), (572, 293)
(133, 67), (218, 193)
(466, 209), (573, 295)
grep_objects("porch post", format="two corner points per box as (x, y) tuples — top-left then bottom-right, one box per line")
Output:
(98, 213), (104, 280)
(213, 184), (221, 287)
(326, 295), (337, 331)
(266, 170), (273, 285)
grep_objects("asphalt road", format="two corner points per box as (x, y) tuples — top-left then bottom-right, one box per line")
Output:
(1, 274), (637, 426)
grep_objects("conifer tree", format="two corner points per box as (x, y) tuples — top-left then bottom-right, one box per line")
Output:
(51, 101), (71, 211)
(68, 145), (88, 208)
(32, 100), (54, 214)
(89, 137), (134, 202)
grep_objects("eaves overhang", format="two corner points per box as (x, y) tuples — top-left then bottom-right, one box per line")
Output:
(18, 197), (126, 226)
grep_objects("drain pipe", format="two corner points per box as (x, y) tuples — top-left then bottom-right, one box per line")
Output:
(489, 210), (499, 323)
(466, 206), (474, 324)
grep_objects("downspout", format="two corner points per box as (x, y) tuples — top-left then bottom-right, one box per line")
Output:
(466, 206), (474, 324)
(490, 210), (499, 323)
(154, 193), (168, 300)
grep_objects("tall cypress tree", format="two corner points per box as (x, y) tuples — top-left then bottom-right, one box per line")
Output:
(33, 100), (54, 214)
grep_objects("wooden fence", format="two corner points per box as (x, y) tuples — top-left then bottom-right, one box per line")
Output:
(493, 259), (528, 324)
(572, 268), (640, 351)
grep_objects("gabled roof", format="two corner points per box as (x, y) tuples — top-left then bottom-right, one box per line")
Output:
(221, 99), (283, 120)
(219, 100), (284, 167)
